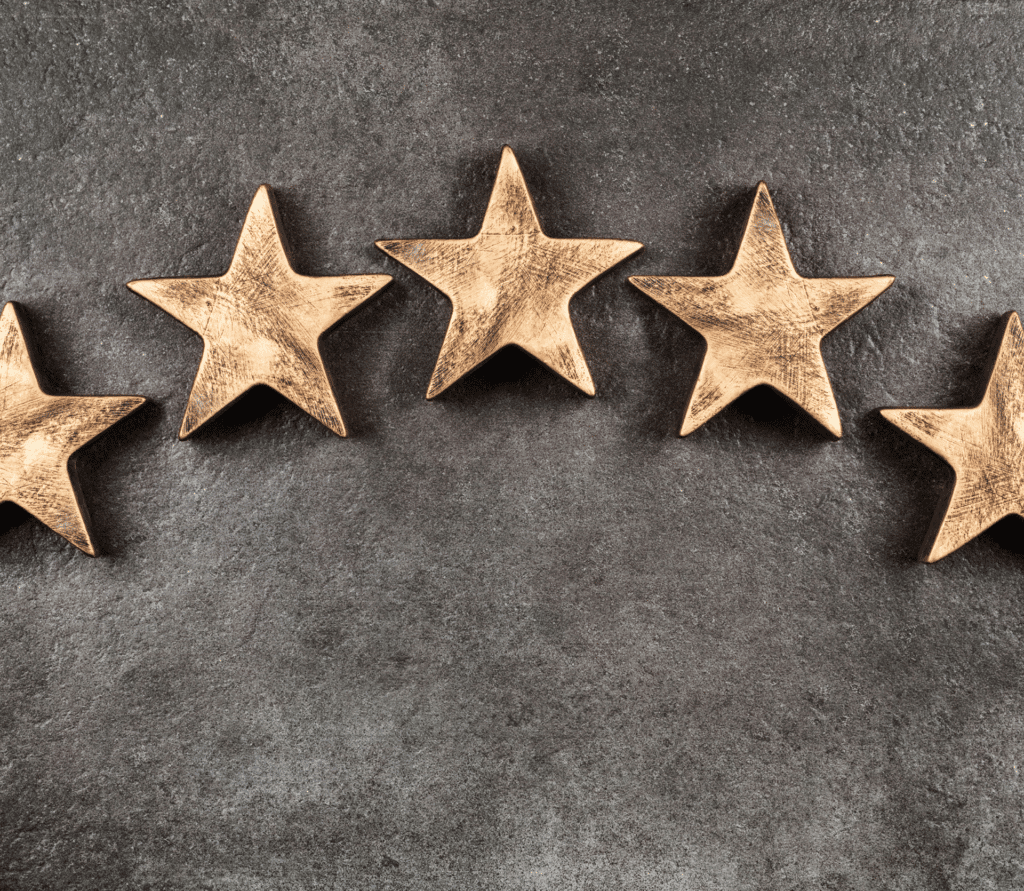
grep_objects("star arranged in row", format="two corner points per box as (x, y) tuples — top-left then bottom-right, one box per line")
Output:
(1, 146), (1021, 562)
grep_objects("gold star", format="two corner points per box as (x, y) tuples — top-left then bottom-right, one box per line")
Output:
(0, 302), (146, 555)
(128, 186), (391, 439)
(630, 183), (894, 436)
(883, 312), (1024, 562)
(376, 146), (642, 397)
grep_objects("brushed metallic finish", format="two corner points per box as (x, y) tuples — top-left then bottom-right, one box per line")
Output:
(630, 183), (894, 437)
(376, 146), (643, 398)
(883, 311), (1024, 563)
(128, 186), (391, 439)
(0, 302), (146, 555)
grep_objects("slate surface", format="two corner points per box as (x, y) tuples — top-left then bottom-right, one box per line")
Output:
(1, 1), (1023, 889)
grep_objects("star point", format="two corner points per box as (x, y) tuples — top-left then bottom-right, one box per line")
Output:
(376, 146), (642, 397)
(0, 302), (146, 555)
(630, 183), (893, 437)
(884, 311), (1024, 562)
(129, 185), (391, 439)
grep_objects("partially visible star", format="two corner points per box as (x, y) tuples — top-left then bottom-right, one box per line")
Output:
(883, 311), (1024, 562)
(0, 302), (146, 555)
(376, 146), (643, 397)
(129, 185), (391, 439)
(630, 183), (894, 436)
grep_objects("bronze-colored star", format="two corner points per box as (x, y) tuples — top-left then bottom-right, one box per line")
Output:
(128, 185), (391, 438)
(882, 311), (1024, 562)
(0, 302), (146, 555)
(630, 183), (894, 436)
(376, 146), (643, 397)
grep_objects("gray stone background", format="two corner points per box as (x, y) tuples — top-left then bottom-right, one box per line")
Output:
(1, 1), (1023, 889)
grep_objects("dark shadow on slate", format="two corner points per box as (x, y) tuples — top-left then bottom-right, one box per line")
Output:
(983, 514), (1024, 558)
(322, 277), (437, 439)
(860, 407), (949, 558)
(692, 384), (839, 446)
(429, 343), (591, 406)
(178, 384), (341, 446)
(75, 398), (163, 558)
(0, 501), (33, 543)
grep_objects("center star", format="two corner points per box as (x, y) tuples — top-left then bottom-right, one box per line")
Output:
(630, 183), (894, 436)
(376, 146), (643, 397)
(128, 185), (391, 439)
(883, 311), (1024, 562)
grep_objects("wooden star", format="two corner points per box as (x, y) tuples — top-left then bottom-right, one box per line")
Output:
(882, 312), (1024, 562)
(128, 186), (391, 438)
(0, 302), (146, 555)
(376, 146), (643, 397)
(630, 183), (894, 436)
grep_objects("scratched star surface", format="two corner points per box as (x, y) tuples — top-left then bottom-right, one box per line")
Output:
(631, 183), (894, 436)
(129, 185), (391, 438)
(0, 302), (145, 555)
(883, 312), (1024, 562)
(377, 146), (642, 397)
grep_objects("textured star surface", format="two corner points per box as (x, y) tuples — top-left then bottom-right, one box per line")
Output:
(376, 146), (643, 397)
(883, 312), (1024, 562)
(630, 183), (894, 436)
(129, 186), (391, 438)
(0, 302), (146, 555)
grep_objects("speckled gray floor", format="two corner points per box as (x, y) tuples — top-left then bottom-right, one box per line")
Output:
(1, 1), (1023, 889)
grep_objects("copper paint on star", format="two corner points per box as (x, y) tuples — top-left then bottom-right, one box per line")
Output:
(128, 185), (391, 439)
(883, 312), (1024, 562)
(376, 146), (643, 397)
(0, 302), (146, 555)
(630, 183), (894, 437)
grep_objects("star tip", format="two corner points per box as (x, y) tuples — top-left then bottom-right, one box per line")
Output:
(125, 279), (151, 297)
(120, 395), (148, 418)
(879, 408), (907, 430)
(822, 416), (843, 438)
(678, 417), (701, 437)
(321, 408), (348, 438)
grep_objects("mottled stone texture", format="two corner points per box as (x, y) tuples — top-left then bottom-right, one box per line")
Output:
(0, 1), (1022, 889)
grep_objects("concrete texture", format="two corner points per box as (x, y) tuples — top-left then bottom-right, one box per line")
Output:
(1, 1), (1023, 888)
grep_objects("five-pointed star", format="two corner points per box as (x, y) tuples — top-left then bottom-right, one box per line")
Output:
(128, 185), (391, 439)
(630, 183), (894, 436)
(0, 302), (146, 555)
(882, 311), (1024, 562)
(376, 146), (643, 397)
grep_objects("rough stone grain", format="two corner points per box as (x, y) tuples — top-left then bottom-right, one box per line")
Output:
(1, 1), (1023, 889)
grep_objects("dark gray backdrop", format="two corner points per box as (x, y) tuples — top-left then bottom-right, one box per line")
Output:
(2, 1), (1023, 889)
